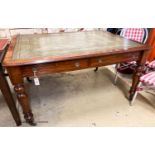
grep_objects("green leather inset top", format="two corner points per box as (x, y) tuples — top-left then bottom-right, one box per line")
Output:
(13, 31), (143, 60)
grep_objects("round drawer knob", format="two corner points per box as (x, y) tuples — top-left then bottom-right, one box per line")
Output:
(75, 62), (80, 67)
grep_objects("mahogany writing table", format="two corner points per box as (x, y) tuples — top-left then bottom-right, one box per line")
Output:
(3, 31), (151, 125)
(0, 39), (21, 126)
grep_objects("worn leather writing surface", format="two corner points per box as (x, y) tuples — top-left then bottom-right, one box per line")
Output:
(13, 31), (142, 60)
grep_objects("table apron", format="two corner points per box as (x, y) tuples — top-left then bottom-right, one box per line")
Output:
(19, 51), (141, 77)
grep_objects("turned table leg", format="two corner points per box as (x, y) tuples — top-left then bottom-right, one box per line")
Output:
(129, 65), (144, 101)
(0, 71), (21, 126)
(14, 84), (36, 126)
(129, 50), (149, 102)
(7, 67), (36, 126)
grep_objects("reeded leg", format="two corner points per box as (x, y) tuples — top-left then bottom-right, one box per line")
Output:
(14, 84), (36, 126)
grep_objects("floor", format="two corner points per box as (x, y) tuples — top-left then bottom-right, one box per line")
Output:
(0, 66), (155, 127)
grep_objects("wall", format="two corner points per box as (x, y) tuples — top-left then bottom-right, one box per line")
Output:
(0, 28), (107, 39)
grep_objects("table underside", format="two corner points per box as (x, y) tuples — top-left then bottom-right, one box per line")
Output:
(12, 31), (143, 61)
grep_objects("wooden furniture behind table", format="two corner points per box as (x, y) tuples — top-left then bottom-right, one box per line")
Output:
(3, 31), (151, 126)
(147, 28), (155, 61)
(0, 39), (21, 126)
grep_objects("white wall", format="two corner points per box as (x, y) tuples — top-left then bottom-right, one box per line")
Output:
(0, 28), (107, 39)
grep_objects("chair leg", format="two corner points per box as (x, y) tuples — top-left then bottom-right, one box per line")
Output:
(114, 70), (118, 85)
(94, 67), (99, 72)
(130, 82), (142, 106)
(130, 91), (138, 106)
(114, 64), (119, 85)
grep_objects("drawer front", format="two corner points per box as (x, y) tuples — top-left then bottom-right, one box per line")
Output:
(89, 52), (140, 67)
(52, 59), (89, 72)
(22, 59), (89, 77)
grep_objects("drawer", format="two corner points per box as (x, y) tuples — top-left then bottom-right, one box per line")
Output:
(89, 52), (140, 67)
(90, 57), (106, 67)
(22, 59), (89, 77)
(52, 59), (89, 72)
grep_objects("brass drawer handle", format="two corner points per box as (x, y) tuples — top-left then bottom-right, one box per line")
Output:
(98, 58), (103, 63)
(132, 56), (137, 59)
(75, 62), (80, 68)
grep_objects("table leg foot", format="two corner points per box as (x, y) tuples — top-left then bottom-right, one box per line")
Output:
(94, 67), (98, 72)
(26, 77), (33, 82)
(129, 91), (134, 101)
(24, 112), (36, 126)
(16, 122), (22, 126)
